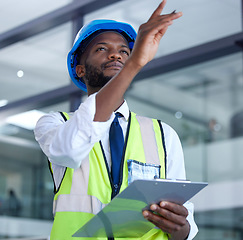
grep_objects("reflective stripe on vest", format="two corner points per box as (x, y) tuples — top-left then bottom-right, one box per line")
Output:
(49, 111), (168, 240)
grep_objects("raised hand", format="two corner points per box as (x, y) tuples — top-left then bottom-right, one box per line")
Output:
(130, 0), (182, 69)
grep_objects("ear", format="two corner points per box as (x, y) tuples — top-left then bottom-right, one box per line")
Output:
(76, 65), (86, 78)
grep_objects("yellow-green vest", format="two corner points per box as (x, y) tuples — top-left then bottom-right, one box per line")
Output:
(48, 111), (168, 240)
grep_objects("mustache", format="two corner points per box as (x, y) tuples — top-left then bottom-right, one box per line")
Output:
(101, 60), (124, 69)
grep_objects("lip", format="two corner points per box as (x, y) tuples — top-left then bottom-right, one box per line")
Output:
(104, 62), (123, 70)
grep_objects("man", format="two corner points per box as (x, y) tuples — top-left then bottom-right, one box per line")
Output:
(34, 1), (198, 239)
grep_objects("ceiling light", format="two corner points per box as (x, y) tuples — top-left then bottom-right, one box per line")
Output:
(175, 111), (183, 119)
(0, 99), (8, 107)
(17, 70), (24, 78)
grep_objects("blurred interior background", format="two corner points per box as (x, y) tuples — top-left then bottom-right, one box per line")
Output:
(0, 0), (243, 239)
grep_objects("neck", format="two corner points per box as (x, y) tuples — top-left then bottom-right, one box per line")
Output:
(114, 99), (125, 112)
(86, 84), (103, 96)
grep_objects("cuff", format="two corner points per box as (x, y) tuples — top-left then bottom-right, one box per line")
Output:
(75, 93), (114, 143)
(184, 201), (198, 240)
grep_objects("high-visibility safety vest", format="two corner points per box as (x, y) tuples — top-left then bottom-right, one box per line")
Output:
(48, 111), (169, 240)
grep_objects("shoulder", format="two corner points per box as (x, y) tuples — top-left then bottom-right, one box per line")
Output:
(133, 113), (181, 141)
(159, 121), (182, 149)
(160, 121), (179, 138)
(35, 111), (74, 128)
(134, 113), (179, 137)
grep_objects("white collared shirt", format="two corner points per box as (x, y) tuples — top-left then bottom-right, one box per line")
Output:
(34, 93), (198, 239)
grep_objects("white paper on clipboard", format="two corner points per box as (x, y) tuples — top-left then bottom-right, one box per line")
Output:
(73, 179), (207, 238)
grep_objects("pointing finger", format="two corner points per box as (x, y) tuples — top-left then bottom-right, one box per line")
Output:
(149, 0), (167, 20)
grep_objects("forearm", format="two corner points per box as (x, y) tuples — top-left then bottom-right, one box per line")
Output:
(94, 57), (142, 121)
(94, 2), (182, 122)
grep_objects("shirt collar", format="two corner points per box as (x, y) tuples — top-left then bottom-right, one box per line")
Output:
(115, 100), (129, 121)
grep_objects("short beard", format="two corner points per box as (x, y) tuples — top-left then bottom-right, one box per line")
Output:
(84, 62), (112, 88)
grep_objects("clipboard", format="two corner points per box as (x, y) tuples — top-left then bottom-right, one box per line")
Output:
(73, 179), (207, 238)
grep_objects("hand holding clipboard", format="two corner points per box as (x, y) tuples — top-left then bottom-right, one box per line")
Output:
(73, 179), (207, 238)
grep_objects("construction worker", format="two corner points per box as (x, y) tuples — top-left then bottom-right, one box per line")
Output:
(35, 1), (198, 239)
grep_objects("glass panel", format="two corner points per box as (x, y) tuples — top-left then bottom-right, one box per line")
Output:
(0, 0), (72, 33)
(0, 22), (72, 104)
(195, 208), (243, 240)
(0, 101), (70, 238)
(85, 0), (242, 56)
(125, 52), (243, 183)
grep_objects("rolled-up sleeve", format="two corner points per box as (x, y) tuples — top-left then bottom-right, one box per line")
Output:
(34, 93), (114, 169)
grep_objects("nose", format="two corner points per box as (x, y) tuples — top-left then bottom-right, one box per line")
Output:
(108, 49), (122, 60)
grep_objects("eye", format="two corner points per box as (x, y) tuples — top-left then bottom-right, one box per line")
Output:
(96, 47), (106, 52)
(120, 49), (130, 56)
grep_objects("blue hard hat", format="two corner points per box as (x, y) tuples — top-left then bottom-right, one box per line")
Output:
(67, 19), (137, 92)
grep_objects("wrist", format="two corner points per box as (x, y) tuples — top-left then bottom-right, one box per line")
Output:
(124, 56), (144, 74)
